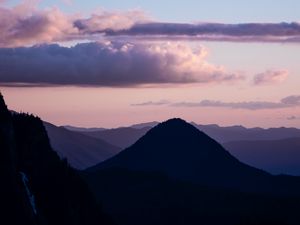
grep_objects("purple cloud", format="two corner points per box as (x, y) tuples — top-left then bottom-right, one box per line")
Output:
(253, 70), (288, 85)
(281, 95), (300, 105)
(0, 42), (243, 87)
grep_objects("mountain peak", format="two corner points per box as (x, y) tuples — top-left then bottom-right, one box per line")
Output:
(90, 118), (271, 192)
(147, 117), (200, 136)
(159, 118), (189, 127)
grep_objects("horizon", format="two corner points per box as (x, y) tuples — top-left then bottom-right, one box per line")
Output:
(1, 0), (300, 128)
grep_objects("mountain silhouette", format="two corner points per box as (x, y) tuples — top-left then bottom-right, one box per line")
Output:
(0, 93), (113, 225)
(44, 122), (121, 169)
(88, 118), (300, 195)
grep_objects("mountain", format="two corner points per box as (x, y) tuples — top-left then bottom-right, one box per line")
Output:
(44, 122), (121, 169)
(76, 121), (300, 175)
(88, 118), (300, 195)
(194, 123), (300, 143)
(63, 125), (106, 132)
(84, 118), (300, 225)
(80, 126), (152, 149)
(0, 93), (112, 225)
(224, 137), (300, 176)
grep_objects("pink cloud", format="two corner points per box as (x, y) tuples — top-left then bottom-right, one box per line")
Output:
(253, 70), (289, 85)
(0, 2), (148, 47)
(0, 2), (76, 47)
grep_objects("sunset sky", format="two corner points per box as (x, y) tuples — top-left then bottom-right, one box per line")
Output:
(1, 0), (300, 128)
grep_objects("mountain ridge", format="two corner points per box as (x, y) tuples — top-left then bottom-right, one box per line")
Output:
(44, 121), (121, 169)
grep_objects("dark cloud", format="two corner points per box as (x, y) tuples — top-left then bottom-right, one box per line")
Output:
(0, 42), (243, 87)
(106, 22), (300, 43)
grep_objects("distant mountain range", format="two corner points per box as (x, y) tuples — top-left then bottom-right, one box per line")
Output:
(65, 122), (300, 145)
(194, 123), (300, 143)
(75, 126), (152, 149)
(44, 122), (121, 169)
(62, 121), (300, 175)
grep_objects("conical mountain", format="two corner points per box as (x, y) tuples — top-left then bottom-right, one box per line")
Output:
(89, 118), (300, 194)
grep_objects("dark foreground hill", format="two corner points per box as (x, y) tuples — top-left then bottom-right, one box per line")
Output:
(0, 93), (112, 225)
(85, 169), (300, 225)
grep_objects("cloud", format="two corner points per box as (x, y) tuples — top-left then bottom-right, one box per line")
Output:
(131, 95), (300, 110)
(281, 95), (300, 105)
(131, 100), (170, 106)
(172, 96), (300, 110)
(0, 42), (243, 87)
(107, 22), (300, 43)
(0, 1), (77, 47)
(0, 1), (148, 47)
(1, 2), (300, 47)
(253, 70), (288, 85)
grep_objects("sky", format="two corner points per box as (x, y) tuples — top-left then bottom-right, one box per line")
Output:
(1, 0), (300, 128)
